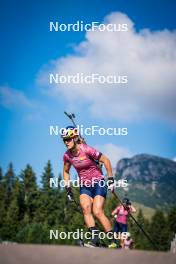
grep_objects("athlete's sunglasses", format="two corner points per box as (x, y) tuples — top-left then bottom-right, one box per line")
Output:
(63, 138), (73, 143)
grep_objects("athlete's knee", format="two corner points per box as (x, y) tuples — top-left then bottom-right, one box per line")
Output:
(82, 204), (92, 215)
(93, 207), (104, 219)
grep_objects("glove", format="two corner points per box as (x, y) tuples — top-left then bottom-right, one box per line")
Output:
(107, 177), (115, 192)
(65, 186), (74, 202)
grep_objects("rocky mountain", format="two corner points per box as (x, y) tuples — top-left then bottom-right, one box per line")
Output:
(115, 154), (176, 209)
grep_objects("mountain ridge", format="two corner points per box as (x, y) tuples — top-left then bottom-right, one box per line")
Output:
(115, 154), (176, 209)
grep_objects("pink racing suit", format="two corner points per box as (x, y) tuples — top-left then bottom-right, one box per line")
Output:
(63, 143), (104, 185)
(115, 206), (132, 224)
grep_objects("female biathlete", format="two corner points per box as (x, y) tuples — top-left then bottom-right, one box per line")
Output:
(112, 198), (136, 248)
(62, 126), (117, 248)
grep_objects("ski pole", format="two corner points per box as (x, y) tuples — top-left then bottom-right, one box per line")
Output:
(72, 197), (82, 214)
(66, 195), (84, 246)
(112, 190), (158, 250)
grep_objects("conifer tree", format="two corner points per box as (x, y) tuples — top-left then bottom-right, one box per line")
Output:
(5, 178), (24, 240)
(41, 160), (54, 192)
(150, 210), (170, 251)
(130, 209), (151, 250)
(20, 164), (38, 221)
(0, 167), (6, 240)
(0, 167), (3, 183)
(4, 163), (15, 208)
(167, 207), (176, 236)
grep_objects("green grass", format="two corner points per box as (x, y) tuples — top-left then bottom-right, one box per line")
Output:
(132, 201), (156, 220)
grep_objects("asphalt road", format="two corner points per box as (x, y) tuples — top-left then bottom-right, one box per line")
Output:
(0, 244), (175, 264)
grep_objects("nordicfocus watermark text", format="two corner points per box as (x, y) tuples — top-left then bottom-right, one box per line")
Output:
(50, 229), (130, 240)
(50, 21), (128, 32)
(49, 73), (128, 84)
(50, 178), (128, 189)
(50, 125), (128, 137)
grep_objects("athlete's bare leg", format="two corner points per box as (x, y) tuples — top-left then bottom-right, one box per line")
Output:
(80, 194), (95, 227)
(92, 195), (112, 232)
